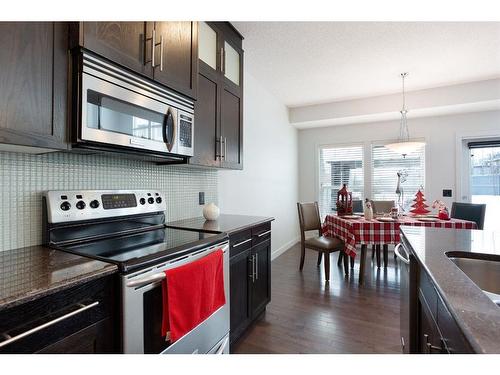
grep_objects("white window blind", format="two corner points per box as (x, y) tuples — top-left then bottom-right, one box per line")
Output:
(371, 144), (425, 211)
(319, 145), (364, 217)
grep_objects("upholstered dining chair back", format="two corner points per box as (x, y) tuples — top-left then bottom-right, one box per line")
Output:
(371, 200), (395, 214)
(297, 202), (322, 235)
(352, 200), (364, 213)
(451, 202), (486, 230)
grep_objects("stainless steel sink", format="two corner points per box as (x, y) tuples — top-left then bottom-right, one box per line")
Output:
(447, 256), (500, 306)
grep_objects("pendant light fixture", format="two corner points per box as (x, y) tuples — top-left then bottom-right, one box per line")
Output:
(385, 72), (425, 158)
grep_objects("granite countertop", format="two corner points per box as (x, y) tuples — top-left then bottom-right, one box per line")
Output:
(401, 226), (500, 353)
(166, 214), (275, 235)
(0, 245), (117, 312)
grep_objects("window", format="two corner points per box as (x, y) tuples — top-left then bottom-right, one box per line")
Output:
(318, 145), (364, 217)
(371, 144), (425, 211)
(469, 143), (500, 230)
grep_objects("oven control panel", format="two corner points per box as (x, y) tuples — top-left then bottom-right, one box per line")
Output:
(44, 190), (166, 223)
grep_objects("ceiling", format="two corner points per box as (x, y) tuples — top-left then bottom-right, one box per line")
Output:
(232, 22), (500, 107)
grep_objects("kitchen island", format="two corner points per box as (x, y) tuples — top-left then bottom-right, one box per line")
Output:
(400, 226), (500, 354)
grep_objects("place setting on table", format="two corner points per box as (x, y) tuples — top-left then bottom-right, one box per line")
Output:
(322, 184), (478, 284)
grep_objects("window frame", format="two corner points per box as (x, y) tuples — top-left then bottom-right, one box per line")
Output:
(315, 137), (429, 218)
(370, 138), (427, 211)
(316, 142), (365, 217)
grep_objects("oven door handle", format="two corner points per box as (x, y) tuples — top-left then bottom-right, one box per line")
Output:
(126, 243), (228, 288)
(126, 273), (166, 288)
(394, 243), (410, 265)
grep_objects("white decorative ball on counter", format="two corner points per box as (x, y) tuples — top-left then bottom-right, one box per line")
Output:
(203, 203), (220, 221)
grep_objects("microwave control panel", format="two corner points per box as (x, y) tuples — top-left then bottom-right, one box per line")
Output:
(179, 114), (193, 149)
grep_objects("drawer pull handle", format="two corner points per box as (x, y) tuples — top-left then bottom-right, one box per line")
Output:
(256, 230), (271, 238)
(233, 238), (252, 248)
(0, 301), (99, 349)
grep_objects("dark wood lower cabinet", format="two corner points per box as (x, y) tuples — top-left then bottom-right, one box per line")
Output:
(251, 239), (271, 316)
(37, 318), (114, 354)
(229, 222), (272, 347)
(0, 275), (118, 354)
(412, 264), (474, 354)
(230, 248), (252, 342)
(418, 291), (446, 354)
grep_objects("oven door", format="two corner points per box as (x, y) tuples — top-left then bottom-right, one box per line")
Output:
(121, 242), (230, 354)
(81, 73), (178, 155)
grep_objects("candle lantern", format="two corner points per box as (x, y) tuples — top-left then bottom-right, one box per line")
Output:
(336, 184), (353, 215)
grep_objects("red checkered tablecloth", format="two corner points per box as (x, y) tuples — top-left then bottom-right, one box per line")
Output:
(322, 215), (477, 257)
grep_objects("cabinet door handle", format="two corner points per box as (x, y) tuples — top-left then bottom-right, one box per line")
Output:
(255, 253), (259, 280)
(145, 29), (156, 67)
(224, 137), (227, 161)
(159, 34), (164, 71)
(220, 47), (224, 73)
(257, 230), (271, 238)
(0, 301), (99, 349)
(149, 28), (162, 70)
(249, 255), (255, 282)
(233, 238), (251, 248)
(253, 255), (256, 282)
(221, 136), (225, 160)
(424, 333), (444, 354)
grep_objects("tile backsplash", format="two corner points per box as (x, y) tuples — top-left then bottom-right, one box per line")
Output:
(0, 151), (217, 252)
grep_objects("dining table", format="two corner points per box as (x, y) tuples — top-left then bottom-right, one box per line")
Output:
(322, 214), (478, 284)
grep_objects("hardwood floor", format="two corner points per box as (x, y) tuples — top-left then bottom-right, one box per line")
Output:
(232, 242), (402, 354)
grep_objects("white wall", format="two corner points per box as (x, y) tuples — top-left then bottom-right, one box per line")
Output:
(298, 110), (500, 210)
(218, 69), (299, 259)
(290, 78), (500, 128)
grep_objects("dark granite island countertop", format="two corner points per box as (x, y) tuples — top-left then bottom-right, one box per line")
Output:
(166, 214), (274, 235)
(401, 226), (500, 354)
(0, 245), (117, 312)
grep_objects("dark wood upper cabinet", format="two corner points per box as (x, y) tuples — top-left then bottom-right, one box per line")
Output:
(71, 21), (198, 100)
(0, 22), (68, 150)
(221, 87), (243, 168)
(78, 22), (151, 77)
(191, 68), (220, 167)
(152, 22), (198, 99)
(190, 22), (243, 170)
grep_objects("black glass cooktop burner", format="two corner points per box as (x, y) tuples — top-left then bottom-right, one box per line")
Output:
(56, 227), (225, 273)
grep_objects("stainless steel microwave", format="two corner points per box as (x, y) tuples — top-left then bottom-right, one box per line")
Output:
(73, 51), (194, 160)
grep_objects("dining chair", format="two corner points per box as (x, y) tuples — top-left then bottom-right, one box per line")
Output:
(297, 202), (347, 281)
(370, 200), (395, 267)
(450, 202), (486, 230)
(352, 199), (363, 214)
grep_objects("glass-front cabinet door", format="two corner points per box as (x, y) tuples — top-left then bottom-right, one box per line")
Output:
(223, 41), (240, 86)
(198, 22), (218, 71)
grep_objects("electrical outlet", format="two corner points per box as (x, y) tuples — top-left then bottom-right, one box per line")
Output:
(442, 189), (452, 197)
(199, 192), (205, 205)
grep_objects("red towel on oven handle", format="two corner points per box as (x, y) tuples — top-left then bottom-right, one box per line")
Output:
(161, 248), (225, 342)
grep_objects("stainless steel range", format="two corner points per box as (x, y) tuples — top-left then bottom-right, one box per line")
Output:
(43, 190), (229, 354)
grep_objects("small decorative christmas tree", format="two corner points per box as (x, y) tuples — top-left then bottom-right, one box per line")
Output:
(410, 189), (431, 215)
